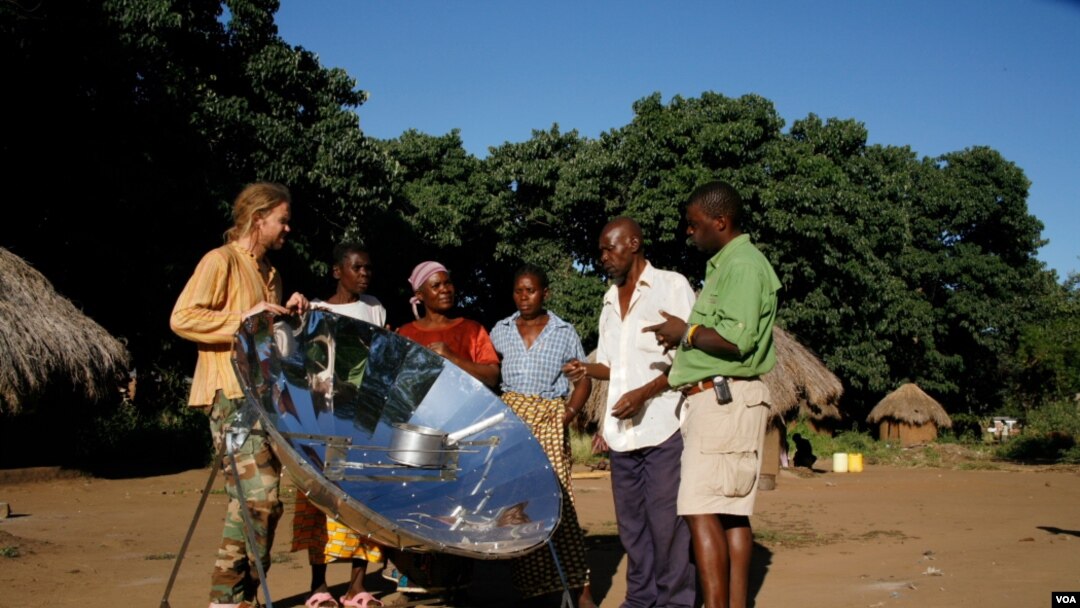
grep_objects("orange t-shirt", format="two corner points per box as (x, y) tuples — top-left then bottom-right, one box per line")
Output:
(397, 317), (499, 365)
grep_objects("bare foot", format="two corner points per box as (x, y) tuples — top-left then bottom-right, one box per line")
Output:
(577, 584), (597, 608)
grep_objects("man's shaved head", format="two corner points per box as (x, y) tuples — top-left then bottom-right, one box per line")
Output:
(599, 216), (646, 285)
(601, 216), (644, 243)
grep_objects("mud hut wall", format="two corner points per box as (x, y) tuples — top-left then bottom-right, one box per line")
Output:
(879, 420), (938, 446)
(880, 420), (899, 442)
(801, 416), (837, 437)
(762, 422), (782, 479)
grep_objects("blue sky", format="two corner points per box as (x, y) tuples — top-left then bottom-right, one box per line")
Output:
(275, 0), (1079, 279)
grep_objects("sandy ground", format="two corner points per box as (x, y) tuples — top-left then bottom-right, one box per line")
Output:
(1, 457), (1079, 608)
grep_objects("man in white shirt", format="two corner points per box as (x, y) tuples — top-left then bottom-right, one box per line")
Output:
(563, 217), (697, 608)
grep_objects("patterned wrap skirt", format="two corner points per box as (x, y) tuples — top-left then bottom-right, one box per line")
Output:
(291, 494), (384, 565)
(501, 391), (590, 597)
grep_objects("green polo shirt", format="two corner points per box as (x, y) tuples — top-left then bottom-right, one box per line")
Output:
(669, 234), (781, 386)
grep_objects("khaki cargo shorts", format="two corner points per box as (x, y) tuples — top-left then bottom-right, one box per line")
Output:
(678, 379), (770, 516)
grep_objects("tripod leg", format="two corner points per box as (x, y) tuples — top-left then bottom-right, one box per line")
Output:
(547, 540), (573, 608)
(226, 436), (275, 608)
(160, 449), (224, 608)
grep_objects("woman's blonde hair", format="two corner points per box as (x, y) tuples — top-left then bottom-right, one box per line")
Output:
(224, 182), (292, 242)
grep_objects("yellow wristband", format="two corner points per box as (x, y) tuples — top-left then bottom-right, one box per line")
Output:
(682, 324), (701, 349)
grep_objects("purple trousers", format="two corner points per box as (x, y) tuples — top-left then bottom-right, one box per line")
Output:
(610, 430), (696, 608)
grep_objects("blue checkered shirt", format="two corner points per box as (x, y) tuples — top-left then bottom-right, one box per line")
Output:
(491, 311), (587, 399)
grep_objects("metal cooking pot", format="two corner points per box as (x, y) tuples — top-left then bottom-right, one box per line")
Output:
(388, 413), (506, 468)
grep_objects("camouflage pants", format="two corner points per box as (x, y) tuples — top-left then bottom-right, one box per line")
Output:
(207, 391), (283, 604)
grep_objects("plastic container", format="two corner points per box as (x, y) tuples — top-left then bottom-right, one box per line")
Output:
(848, 452), (864, 473)
(832, 452), (849, 473)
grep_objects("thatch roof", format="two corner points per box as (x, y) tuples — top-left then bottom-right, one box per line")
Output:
(866, 383), (952, 428)
(0, 247), (130, 413)
(581, 326), (844, 425)
(764, 326), (843, 420)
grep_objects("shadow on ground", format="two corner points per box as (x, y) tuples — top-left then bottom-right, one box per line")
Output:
(748, 541), (774, 608)
(271, 534), (626, 608)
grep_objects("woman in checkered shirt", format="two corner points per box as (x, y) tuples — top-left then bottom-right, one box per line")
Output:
(490, 264), (596, 608)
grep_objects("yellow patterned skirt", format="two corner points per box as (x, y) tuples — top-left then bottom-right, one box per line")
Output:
(501, 391), (590, 597)
(291, 494), (384, 565)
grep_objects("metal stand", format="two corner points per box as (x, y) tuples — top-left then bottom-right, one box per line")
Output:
(159, 424), (277, 608)
(225, 426), (275, 608)
(159, 447), (223, 608)
(547, 539), (574, 608)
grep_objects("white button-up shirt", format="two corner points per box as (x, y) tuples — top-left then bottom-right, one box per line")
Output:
(596, 262), (695, 452)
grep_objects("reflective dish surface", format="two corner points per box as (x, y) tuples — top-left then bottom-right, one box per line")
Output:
(232, 310), (561, 558)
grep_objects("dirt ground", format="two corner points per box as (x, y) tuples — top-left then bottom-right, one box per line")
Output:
(1, 455), (1079, 608)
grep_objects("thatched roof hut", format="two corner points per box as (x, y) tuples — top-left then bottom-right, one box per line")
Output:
(866, 383), (952, 446)
(580, 326), (844, 428)
(765, 326), (843, 422)
(0, 247), (130, 413)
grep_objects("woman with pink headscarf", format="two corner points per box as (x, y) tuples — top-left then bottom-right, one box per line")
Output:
(385, 262), (501, 597)
(396, 261), (499, 388)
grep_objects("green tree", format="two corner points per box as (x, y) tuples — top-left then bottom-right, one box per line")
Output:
(2, 0), (392, 352)
(755, 115), (913, 403)
(474, 93), (787, 346)
(902, 147), (1045, 412)
(481, 125), (606, 344)
(1009, 272), (1080, 410)
(378, 129), (504, 325)
(1, 0), (394, 441)
(593, 92), (784, 274)
(744, 115), (1048, 416)
(3, 0), (1061, 440)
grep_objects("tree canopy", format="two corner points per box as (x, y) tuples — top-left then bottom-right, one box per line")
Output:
(2, 0), (392, 378)
(3, 0), (1073, 424)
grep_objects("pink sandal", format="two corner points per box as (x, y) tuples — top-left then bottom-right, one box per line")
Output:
(305, 592), (339, 608)
(340, 592), (382, 608)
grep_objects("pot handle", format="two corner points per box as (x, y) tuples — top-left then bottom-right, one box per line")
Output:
(446, 413), (506, 445)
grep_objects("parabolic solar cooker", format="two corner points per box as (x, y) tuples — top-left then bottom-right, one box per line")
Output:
(231, 309), (562, 558)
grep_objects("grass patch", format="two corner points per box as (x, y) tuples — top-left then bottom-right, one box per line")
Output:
(785, 417), (1015, 469)
(918, 446), (942, 467)
(787, 419), (902, 465)
(570, 429), (607, 467)
(1022, 400), (1080, 438)
(1, 546), (20, 558)
(754, 524), (909, 550)
(872, 443), (993, 469)
(754, 527), (835, 549)
(996, 432), (1077, 463)
(144, 552), (177, 560)
(955, 457), (1003, 471)
(993, 400), (1080, 464)
(856, 529), (911, 541)
(584, 520), (619, 537)
(270, 552), (293, 564)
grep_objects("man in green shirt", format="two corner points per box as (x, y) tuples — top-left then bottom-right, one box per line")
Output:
(645, 180), (781, 608)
